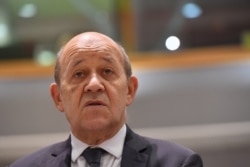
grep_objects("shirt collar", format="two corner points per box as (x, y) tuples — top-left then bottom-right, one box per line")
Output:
(71, 124), (127, 162)
(71, 133), (89, 162)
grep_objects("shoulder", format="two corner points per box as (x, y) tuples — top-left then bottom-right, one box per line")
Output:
(126, 126), (203, 166)
(143, 136), (203, 166)
(126, 127), (195, 157)
(9, 139), (70, 167)
(126, 126), (195, 156)
(144, 136), (194, 155)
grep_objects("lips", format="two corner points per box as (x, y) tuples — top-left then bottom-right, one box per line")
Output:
(85, 100), (106, 107)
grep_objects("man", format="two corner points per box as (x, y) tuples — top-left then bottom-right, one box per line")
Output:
(9, 32), (203, 167)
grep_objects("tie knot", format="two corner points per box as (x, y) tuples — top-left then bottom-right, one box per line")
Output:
(82, 147), (106, 167)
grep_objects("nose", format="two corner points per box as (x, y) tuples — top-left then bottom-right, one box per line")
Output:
(84, 74), (104, 92)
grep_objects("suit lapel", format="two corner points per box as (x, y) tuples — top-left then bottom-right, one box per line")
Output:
(121, 126), (150, 167)
(48, 149), (71, 167)
(44, 137), (72, 167)
(121, 145), (149, 167)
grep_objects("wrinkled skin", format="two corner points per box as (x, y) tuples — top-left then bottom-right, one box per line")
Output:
(50, 32), (138, 145)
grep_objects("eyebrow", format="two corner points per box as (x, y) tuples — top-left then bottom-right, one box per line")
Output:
(72, 59), (84, 68)
(102, 55), (116, 64)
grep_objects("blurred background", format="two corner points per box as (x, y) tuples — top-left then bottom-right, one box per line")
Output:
(0, 0), (250, 166)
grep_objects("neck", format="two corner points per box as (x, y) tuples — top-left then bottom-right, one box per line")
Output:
(72, 124), (125, 145)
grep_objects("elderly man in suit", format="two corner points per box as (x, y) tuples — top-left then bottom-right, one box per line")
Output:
(9, 32), (203, 167)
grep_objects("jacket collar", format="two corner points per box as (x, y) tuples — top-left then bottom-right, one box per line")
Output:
(45, 136), (71, 167)
(121, 126), (150, 167)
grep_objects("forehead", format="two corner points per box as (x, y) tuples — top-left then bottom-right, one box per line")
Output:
(60, 33), (124, 65)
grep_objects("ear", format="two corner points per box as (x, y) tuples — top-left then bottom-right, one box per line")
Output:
(50, 83), (64, 112)
(126, 75), (138, 106)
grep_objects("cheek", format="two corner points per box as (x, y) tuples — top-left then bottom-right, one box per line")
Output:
(113, 86), (129, 107)
(61, 84), (81, 98)
(60, 86), (82, 111)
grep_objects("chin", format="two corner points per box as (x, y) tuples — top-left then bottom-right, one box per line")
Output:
(83, 119), (110, 131)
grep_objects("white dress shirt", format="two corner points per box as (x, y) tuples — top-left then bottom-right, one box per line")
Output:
(71, 125), (126, 167)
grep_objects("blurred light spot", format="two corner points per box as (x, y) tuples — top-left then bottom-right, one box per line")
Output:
(35, 50), (56, 66)
(0, 23), (10, 47)
(182, 3), (202, 19)
(18, 3), (37, 18)
(165, 36), (181, 51)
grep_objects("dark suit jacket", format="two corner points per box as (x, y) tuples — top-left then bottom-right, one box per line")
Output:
(9, 126), (203, 167)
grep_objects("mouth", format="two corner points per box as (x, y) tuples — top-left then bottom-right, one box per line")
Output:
(85, 100), (106, 107)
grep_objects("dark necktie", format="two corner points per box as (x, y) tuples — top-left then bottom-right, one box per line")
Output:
(82, 147), (106, 167)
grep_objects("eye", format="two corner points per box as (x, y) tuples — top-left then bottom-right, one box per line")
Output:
(103, 68), (113, 76)
(74, 71), (85, 78)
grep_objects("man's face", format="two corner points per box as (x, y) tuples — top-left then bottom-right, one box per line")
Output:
(50, 33), (137, 139)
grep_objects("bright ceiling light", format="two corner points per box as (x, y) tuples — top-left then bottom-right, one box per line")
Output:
(165, 36), (181, 51)
(0, 9), (11, 47)
(0, 23), (11, 47)
(34, 50), (56, 66)
(18, 3), (37, 18)
(182, 3), (202, 19)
